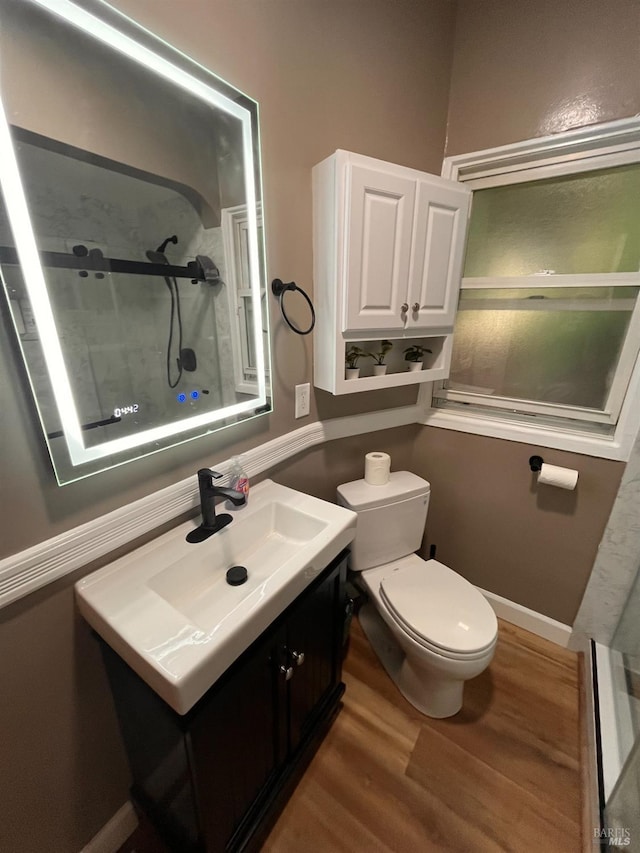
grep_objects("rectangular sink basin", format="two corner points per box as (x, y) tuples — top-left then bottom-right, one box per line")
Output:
(76, 479), (356, 714)
(148, 502), (329, 628)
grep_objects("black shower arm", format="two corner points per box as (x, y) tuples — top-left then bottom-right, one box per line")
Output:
(0, 245), (216, 282)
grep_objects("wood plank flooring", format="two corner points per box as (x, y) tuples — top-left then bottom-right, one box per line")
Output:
(118, 616), (582, 852)
(262, 617), (582, 853)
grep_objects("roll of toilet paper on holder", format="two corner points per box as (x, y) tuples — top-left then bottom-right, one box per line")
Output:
(537, 463), (578, 491)
(365, 452), (391, 485)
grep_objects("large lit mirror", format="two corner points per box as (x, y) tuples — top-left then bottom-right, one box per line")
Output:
(0, 0), (270, 485)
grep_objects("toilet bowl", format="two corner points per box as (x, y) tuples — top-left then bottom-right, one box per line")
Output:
(358, 555), (497, 717)
(337, 472), (498, 718)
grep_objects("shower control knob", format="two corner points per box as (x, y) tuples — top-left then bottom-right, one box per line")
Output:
(401, 303), (409, 313)
(291, 650), (305, 667)
(280, 665), (294, 681)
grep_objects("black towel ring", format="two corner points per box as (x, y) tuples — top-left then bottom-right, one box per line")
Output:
(271, 278), (315, 336)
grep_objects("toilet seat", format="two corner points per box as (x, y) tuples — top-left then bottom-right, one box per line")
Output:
(377, 556), (498, 659)
(381, 601), (496, 661)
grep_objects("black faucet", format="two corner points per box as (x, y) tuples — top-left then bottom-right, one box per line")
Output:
(186, 468), (246, 543)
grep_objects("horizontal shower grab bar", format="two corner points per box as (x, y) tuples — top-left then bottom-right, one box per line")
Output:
(0, 245), (216, 282)
(46, 414), (122, 440)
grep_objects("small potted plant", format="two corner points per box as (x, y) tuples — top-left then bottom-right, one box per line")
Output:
(345, 345), (366, 380)
(367, 340), (393, 376)
(404, 344), (431, 372)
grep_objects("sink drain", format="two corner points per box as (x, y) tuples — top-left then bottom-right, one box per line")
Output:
(226, 565), (248, 586)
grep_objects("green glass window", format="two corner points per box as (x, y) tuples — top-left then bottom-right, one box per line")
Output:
(464, 164), (640, 277)
(436, 162), (640, 430)
(449, 287), (638, 413)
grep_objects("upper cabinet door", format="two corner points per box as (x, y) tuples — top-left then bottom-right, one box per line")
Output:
(407, 177), (471, 330)
(343, 164), (416, 333)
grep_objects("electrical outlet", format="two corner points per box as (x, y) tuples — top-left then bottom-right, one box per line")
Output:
(295, 383), (310, 418)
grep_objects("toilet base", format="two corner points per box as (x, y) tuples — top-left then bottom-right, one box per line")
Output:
(358, 603), (464, 718)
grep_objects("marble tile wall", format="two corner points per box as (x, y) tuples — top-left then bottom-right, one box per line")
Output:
(610, 571), (640, 656)
(572, 429), (640, 646)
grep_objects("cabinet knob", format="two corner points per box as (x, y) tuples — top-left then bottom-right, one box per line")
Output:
(291, 650), (305, 667)
(280, 665), (294, 681)
(412, 303), (420, 312)
(401, 303), (409, 314)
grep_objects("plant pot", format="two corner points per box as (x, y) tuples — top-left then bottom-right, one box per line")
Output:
(407, 361), (423, 372)
(345, 367), (360, 380)
(372, 364), (387, 376)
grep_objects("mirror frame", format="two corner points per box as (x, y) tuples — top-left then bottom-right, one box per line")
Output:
(0, 0), (268, 474)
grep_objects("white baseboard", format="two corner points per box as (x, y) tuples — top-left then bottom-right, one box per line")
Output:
(80, 801), (138, 853)
(477, 586), (572, 648)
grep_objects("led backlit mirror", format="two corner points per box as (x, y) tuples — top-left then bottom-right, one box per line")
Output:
(0, 0), (270, 484)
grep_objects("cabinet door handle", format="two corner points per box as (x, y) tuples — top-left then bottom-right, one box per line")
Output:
(412, 302), (420, 312)
(291, 650), (305, 667)
(401, 303), (409, 314)
(280, 665), (294, 681)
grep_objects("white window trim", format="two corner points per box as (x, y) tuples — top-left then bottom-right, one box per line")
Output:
(221, 203), (269, 396)
(420, 116), (640, 462)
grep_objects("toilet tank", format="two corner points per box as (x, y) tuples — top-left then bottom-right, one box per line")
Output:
(336, 471), (430, 572)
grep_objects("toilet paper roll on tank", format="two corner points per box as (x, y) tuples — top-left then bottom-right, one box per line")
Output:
(364, 452), (391, 485)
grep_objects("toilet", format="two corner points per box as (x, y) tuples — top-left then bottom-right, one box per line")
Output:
(337, 471), (498, 718)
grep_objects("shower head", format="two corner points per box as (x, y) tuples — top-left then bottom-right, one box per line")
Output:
(146, 249), (168, 264)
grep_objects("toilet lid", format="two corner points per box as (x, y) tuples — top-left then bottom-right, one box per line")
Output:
(379, 559), (497, 655)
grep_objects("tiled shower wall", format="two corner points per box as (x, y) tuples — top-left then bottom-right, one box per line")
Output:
(572, 428), (640, 645)
(1, 141), (238, 443)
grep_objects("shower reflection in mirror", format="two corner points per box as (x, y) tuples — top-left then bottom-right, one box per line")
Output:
(0, 0), (270, 485)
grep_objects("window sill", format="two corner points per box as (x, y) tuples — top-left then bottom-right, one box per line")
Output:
(419, 405), (634, 461)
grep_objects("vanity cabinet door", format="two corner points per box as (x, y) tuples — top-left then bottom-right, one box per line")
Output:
(286, 555), (347, 752)
(189, 627), (283, 852)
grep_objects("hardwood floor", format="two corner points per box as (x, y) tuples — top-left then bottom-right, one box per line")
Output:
(262, 617), (582, 853)
(118, 617), (582, 852)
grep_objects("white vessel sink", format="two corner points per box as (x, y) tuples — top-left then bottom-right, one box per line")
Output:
(75, 479), (356, 714)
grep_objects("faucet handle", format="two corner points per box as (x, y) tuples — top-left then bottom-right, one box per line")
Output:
(197, 468), (223, 482)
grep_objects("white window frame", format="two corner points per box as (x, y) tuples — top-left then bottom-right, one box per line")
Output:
(221, 203), (270, 396)
(442, 273), (640, 426)
(420, 116), (640, 462)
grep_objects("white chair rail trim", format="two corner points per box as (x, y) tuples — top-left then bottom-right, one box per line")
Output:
(0, 404), (421, 610)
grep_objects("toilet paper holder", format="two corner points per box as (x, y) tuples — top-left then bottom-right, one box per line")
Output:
(528, 454), (579, 490)
(529, 455), (544, 472)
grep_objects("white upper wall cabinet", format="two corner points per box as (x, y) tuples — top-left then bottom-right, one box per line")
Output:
(335, 151), (470, 335)
(312, 150), (470, 394)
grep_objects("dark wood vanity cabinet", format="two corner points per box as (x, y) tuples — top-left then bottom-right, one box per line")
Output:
(101, 550), (348, 853)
